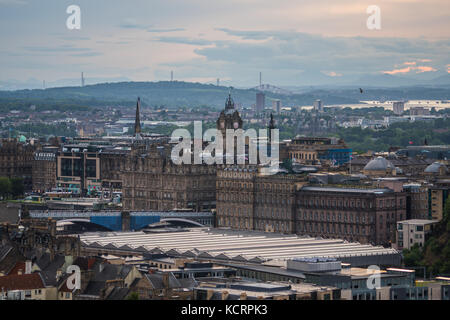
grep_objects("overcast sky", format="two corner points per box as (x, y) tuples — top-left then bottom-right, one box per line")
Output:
(0, 0), (449, 87)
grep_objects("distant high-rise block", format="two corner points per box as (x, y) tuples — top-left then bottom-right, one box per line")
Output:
(313, 99), (324, 112)
(256, 92), (265, 114)
(272, 100), (281, 113)
(393, 101), (405, 115)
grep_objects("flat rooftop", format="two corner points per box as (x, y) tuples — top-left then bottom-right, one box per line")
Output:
(397, 219), (439, 225)
(301, 186), (394, 194)
(80, 228), (400, 265)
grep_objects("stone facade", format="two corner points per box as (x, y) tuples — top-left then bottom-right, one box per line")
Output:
(217, 169), (407, 245)
(0, 138), (35, 191)
(32, 152), (56, 193)
(216, 166), (308, 233)
(99, 149), (129, 191)
(122, 144), (216, 211)
(295, 187), (407, 245)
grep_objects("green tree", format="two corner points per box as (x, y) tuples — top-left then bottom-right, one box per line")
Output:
(126, 292), (139, 300)
(10, 177), (24, 199)
(403, 244), (423, 267)
(0, 177), (12, 200)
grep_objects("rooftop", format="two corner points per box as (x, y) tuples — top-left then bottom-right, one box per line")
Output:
(80, 228), (400, 265)
(397, 219), (439, 225)
(301, 186), (394, 194)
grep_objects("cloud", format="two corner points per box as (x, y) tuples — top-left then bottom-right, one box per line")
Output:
(198, 29), (449, 77)
(0, 0), (27, 5)
(322, 71), (342, 77)
(415, 66), (437, 73)
(155, 37), (214, 46)
(383, 65), (437, 75)
(118, 19), (184, 33)
(147, 28), (185, 33)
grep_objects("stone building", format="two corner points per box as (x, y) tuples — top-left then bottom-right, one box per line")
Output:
(0, 138), (35, 191)
(403, 184), (429, 220)
(99, 148), (129, 192)
(122, 94), (247, 212)
(121, 143), (217, 211)
(216, 165), (308, 233)
(216, 92), (244, 159)
(295, 186), (407, 246)
(217, 168), (407, 245)
(350, 155), (432, 177)
(32, 151), (57, 193)
(286, 137), (351, 166)
(122, 98), (217, 212)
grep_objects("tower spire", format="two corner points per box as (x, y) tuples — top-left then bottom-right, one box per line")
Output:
(269, 113), (275, 130)
(225, 87), (234, 110)
(134, 97), (142, 135)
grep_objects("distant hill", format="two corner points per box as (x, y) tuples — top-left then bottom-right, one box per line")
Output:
(0, 81), (449, 110)
(0, 81), (360, 109)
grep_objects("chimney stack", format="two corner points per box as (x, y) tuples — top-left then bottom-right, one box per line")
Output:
(25, 261), (32, 274)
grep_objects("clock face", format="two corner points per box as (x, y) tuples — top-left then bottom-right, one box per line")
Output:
(234, 122), (239, 129)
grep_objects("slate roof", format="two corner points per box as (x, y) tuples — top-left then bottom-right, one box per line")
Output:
(36, 254), (66, 287)
(82, 263), (134, 297)
(144, 273), (181, 290)
(105, 287), (130, 300)
(0, 244), (25, 275)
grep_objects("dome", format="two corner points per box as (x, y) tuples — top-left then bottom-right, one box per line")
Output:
(363, 156), (394, 171)
(424, 162), (448, 174)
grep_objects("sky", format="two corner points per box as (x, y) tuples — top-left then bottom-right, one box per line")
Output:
(0, 0), (449, 88)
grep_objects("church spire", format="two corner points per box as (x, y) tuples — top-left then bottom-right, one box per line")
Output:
(134, 97), (142, 135)
(269, 113), (275, 130)
(225, 87), (235, 111)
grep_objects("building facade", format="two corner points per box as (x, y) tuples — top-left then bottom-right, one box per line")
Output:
(121, 144), (216, 212)
(296, 186), (407, 245)
(0, 138), (35, 191)
(56, 144), (101, 195)
(287, 137), (351, 166)
(32, 151), (57, 193)
(216, 166), (308, 234)
(396, 219), (438, 250)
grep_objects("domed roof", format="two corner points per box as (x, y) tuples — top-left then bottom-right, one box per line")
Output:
(363, 156), (394, 171)
(424, 162), (448, 174)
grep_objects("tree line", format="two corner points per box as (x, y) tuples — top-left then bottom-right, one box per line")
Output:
(0, 177), (25, 200)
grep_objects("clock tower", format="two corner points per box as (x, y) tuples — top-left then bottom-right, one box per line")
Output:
(216, 91), (243, 139)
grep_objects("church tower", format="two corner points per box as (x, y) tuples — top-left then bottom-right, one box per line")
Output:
(134, 97), (142, 135)
(216, 90), (243, 138)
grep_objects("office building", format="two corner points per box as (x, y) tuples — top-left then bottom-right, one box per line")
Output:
(256, 92), (265, 114)
(396, 219), (438, 250)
